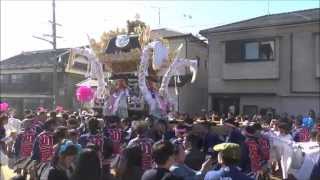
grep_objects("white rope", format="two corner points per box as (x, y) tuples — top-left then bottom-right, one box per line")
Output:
(159, 58), (198, 105)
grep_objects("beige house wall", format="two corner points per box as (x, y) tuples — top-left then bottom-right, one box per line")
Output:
(167, 37), (208, 114)
(206, 22), (320, 115)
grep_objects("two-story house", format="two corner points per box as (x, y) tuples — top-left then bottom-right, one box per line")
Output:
(151, 28), (209, 114)
(200, 8), (320, 116)
(0, 49), (83, 117)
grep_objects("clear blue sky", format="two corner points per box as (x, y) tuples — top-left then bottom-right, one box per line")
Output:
(1, 0), (319, 60)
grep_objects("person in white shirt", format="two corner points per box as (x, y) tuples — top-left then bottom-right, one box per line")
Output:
(274, 122), (293, 180)
(4, 111), (21, 135)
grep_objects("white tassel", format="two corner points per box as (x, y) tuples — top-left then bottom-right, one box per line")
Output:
(174, 76), (179, 95)
(159, 58), (198, 107)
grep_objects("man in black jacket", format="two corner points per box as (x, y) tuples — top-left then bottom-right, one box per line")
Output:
(142, 140), (182, 180)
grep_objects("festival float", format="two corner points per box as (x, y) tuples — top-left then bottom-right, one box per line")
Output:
(72, 20), (198, 119)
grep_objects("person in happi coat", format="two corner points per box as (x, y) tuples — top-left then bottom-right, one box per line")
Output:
(14, 119), (38, 176)
(31, 119), (57, 163)
(103, 116), (124, 155)
(78, 117), (107, 156)
(31, 118), (57, 179)
(240, 125), (270, 179)
(128, 121), (154, 171)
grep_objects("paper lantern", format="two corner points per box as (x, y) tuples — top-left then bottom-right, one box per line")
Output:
(76, 86), (94, 102)
(0, 102), (9, 112)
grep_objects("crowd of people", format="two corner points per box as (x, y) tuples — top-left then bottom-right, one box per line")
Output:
(0, 108), (319, 180)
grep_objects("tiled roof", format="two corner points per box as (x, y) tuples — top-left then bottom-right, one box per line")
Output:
(151, 28), (207, 47)
(151, 28), (185, 39)
(200, 8), (320, 35)
(0, 48), (69, 70)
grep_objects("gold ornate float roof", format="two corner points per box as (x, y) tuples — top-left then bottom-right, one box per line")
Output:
(87, 24), (176, 74)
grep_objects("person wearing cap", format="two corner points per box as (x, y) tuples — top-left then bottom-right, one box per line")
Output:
(240, 126), (270, 179)
(204, 143), (253, 180)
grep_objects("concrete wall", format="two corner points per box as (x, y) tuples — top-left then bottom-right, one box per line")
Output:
(240, 95), (320, 116)
(206, 22), (320, 115)
(208, 23), (320, 96)
(292, 31), (320, 92)
(167, 36), (208, 114)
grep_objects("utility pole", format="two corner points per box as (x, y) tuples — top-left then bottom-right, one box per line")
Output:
(151, 6), (168, 26)
(52, 0), (58, 108)
(32, 0), (62, 108)
(52, 0), (56, 50)
(33, 0), (61, 49)
(267, 0), (270, 15)
(157, 7), (160, 26)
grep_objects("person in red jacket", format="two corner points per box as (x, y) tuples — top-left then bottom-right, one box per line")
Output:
(240, 125), (270, 179)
